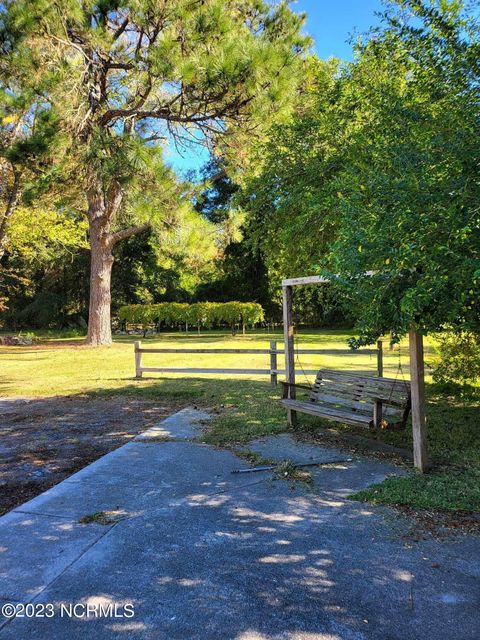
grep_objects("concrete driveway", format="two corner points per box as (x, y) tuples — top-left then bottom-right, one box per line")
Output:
(0, 408), (478, 639)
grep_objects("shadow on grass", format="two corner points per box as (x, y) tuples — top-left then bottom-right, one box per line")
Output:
(86, 376), (287, 446)
(2, 363), (478, 513)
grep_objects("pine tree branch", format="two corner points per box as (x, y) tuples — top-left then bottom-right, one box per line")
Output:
(110, 222), (151, 246)
(112, 17), (129, 41)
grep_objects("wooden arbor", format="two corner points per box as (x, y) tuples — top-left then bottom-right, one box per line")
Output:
(282, 275), (428, 473)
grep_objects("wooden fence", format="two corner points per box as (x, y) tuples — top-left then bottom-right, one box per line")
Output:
(134, 340), (383, 385)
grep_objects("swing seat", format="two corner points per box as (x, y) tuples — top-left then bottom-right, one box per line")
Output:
(281, 369), (411, 429)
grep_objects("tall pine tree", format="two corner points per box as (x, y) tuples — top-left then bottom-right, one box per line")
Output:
(5, 0), (308, 344)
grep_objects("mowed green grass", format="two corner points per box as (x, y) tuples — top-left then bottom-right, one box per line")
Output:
(1, 329), (478, 513)
(0, 328), (416, 397)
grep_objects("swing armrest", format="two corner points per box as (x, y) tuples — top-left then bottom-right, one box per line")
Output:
(280, 381), (312, 399)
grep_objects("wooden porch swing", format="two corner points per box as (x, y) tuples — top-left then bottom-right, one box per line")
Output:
(281, 276), (428, 473)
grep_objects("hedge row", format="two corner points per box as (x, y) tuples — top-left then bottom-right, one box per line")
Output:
(118, 301), (264, 329)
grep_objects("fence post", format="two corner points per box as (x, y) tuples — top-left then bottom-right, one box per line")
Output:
(270, 340), (278, 386)
(135, 341), (142, 378)
(377, 339), (383, 377)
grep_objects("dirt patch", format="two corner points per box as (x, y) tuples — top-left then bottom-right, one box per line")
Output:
(399, 506), (480, 539)
(296, 425), (412, 465)
(0, 395), (184, 515)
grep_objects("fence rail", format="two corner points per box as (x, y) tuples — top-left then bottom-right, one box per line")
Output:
(134, 340), (383, 385)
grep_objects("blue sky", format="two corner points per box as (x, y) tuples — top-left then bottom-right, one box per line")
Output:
(295, 0), (384, 59)
(167, 0), (385, 175)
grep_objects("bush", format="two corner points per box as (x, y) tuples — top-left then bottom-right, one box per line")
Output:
(432, 332), (480, 386)
(117, 301), (264, 332)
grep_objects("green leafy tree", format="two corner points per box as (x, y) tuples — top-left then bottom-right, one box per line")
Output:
(238, 57), (349, 320)
(193, 159), (273, 314)
(5, 0), (308, 345)
(330, 0), (480, 344)
(0, 31), (59, 259)
(1, 205), (89, 327)
(118, 301), (264, 334)
(240, 1), (479, 341)
(239, 57), (343, 280)
(432, 331), (480, 387)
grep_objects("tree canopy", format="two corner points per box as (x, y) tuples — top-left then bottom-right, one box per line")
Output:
(240, 0), (480, 343)
(330, 0), (480, 344)
(1, 0), (478, 349)
(1, 0), (308, 344)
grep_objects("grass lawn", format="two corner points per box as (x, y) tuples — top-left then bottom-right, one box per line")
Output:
(1, 328), (478, 513)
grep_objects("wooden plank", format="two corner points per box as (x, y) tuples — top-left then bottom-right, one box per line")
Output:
(292, 348), (378, 355)
(139, 367), (319, 376)
(312, 393), (372, 413)
(281, 400), (372, 426)
(138, 348), (272, 354)
(318, 370), (375, 383)
(320, 369), (407, 384)
(360, 385), (410, 398)
(319, 371), (410, 392)
(361, 375), (410, 388)
(309, 392), (401, 419)
(272, 369), (317, 375)
(281, 271), (374, 287)
(314, 386), (361, 401)
(409, 328), (428, 472)
(139, 367), (272, 374)
(137, 348), (376, 355)
(360, 378), (410, 390)
(282, 284), (296, 426)
(134, 341), (142, 378)
(315, 380), (409, 401)
(281, 275), (329, 286)
(360, 392), (408, 407)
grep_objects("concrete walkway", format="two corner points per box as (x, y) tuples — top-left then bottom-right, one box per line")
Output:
(0, 408), (478, 639)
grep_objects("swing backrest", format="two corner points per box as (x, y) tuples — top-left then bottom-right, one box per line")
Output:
(310, 369), (411, 424)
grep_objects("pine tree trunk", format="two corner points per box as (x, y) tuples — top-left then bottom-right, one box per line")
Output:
(84, 176), (149, 347)
(86, 220), (114, 346)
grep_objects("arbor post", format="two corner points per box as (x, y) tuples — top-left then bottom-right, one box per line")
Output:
(282, 285), (296, 426)
(377, 339), (383, 377)
(409, 327), (428, 472)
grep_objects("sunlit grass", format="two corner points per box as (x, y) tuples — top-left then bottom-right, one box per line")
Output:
(352, 467), (480, 512)
(1, 328), (478, 512)
(0, 328), (432, 398)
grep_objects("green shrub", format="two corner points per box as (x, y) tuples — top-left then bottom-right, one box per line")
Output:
(117, 301), (264, 331)
(432, 332), (480, 386)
